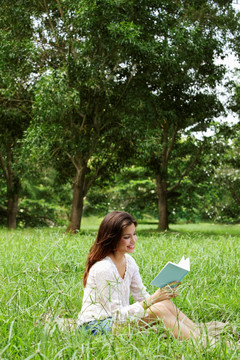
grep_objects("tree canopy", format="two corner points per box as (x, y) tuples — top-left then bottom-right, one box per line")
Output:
(0, 0), (239, 230)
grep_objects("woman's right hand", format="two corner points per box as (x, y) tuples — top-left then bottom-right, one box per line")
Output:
(143, 282), (179, 309)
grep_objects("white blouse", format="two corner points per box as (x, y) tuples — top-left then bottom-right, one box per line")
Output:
(77, 254), (150, 325)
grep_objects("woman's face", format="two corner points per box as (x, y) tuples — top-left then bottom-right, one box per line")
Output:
(115, 223), (137, 255)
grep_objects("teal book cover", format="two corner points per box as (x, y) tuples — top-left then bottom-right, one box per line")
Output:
(151, 256), (190, 288)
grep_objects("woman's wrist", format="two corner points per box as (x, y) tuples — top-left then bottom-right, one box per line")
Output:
(141, 295), (153, 310)
(140, 300), (147, 309)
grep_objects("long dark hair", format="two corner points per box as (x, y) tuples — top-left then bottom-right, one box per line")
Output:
(83, 211), (137, 287)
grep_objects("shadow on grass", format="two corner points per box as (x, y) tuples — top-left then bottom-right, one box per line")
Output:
(135, 221), (240, 237)
(170, 223), (240, 237)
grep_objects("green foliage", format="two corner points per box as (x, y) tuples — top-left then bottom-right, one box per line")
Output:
(84, 144), (240, 224)
(0, 0), (36, 228)
(0, 166), (72, 228)
(17, 169), (72, 227)
(195, 125), (240, 224)
(84, 167), (158, 219)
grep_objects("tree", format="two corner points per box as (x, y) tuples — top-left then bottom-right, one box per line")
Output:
(0, 2), (34, 228)
(23, 0), (168, 232)
(130, 1), (239, 229)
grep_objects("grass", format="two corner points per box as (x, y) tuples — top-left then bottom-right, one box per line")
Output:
(0, 220), (240, 359)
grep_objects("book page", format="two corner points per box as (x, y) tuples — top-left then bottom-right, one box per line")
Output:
(178, 256), (190, 271)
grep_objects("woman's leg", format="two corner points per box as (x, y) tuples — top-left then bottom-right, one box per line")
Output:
(161, 300), (197, 331)
(144, 301), (200, 340)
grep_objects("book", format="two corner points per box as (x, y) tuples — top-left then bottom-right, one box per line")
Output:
(150, 256), (190, 288)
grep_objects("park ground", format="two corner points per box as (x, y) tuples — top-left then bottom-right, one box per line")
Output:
(0, 219), (240, 359)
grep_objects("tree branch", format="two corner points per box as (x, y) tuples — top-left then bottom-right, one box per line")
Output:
(0, 150), (8, 180)
(56, 0), (65, 21)
(167, 145), (204, 194)
(84, 145), (117, 195)
(229, 182), (240, 205)
(66, 152), (79, 172)
(43, 0), (60, 48)
(105, 59), (122, 82)
(21, 108), (34, 120)
(72, 105), (86, 121)
(0, 97), (33, 103)
(113, 64), (136, 109)
(80, 114), (87, 132)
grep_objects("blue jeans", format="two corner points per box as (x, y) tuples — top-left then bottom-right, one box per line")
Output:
(80, 317), (113, 336)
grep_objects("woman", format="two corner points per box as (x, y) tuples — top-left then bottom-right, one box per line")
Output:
(77, 211), (201, 340)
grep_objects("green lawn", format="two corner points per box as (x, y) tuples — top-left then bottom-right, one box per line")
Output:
(0, 221), (239, 359)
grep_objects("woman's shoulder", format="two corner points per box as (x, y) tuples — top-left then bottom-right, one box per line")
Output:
(90, 257), (114, 274)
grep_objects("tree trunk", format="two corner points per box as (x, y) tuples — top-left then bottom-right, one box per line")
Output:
(6, 177), (20, 229)
(0, 147), (20, 229)
(156, 174), (169, 230)
(66, 166), (87, 233)
(7, 192), (19, 229)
